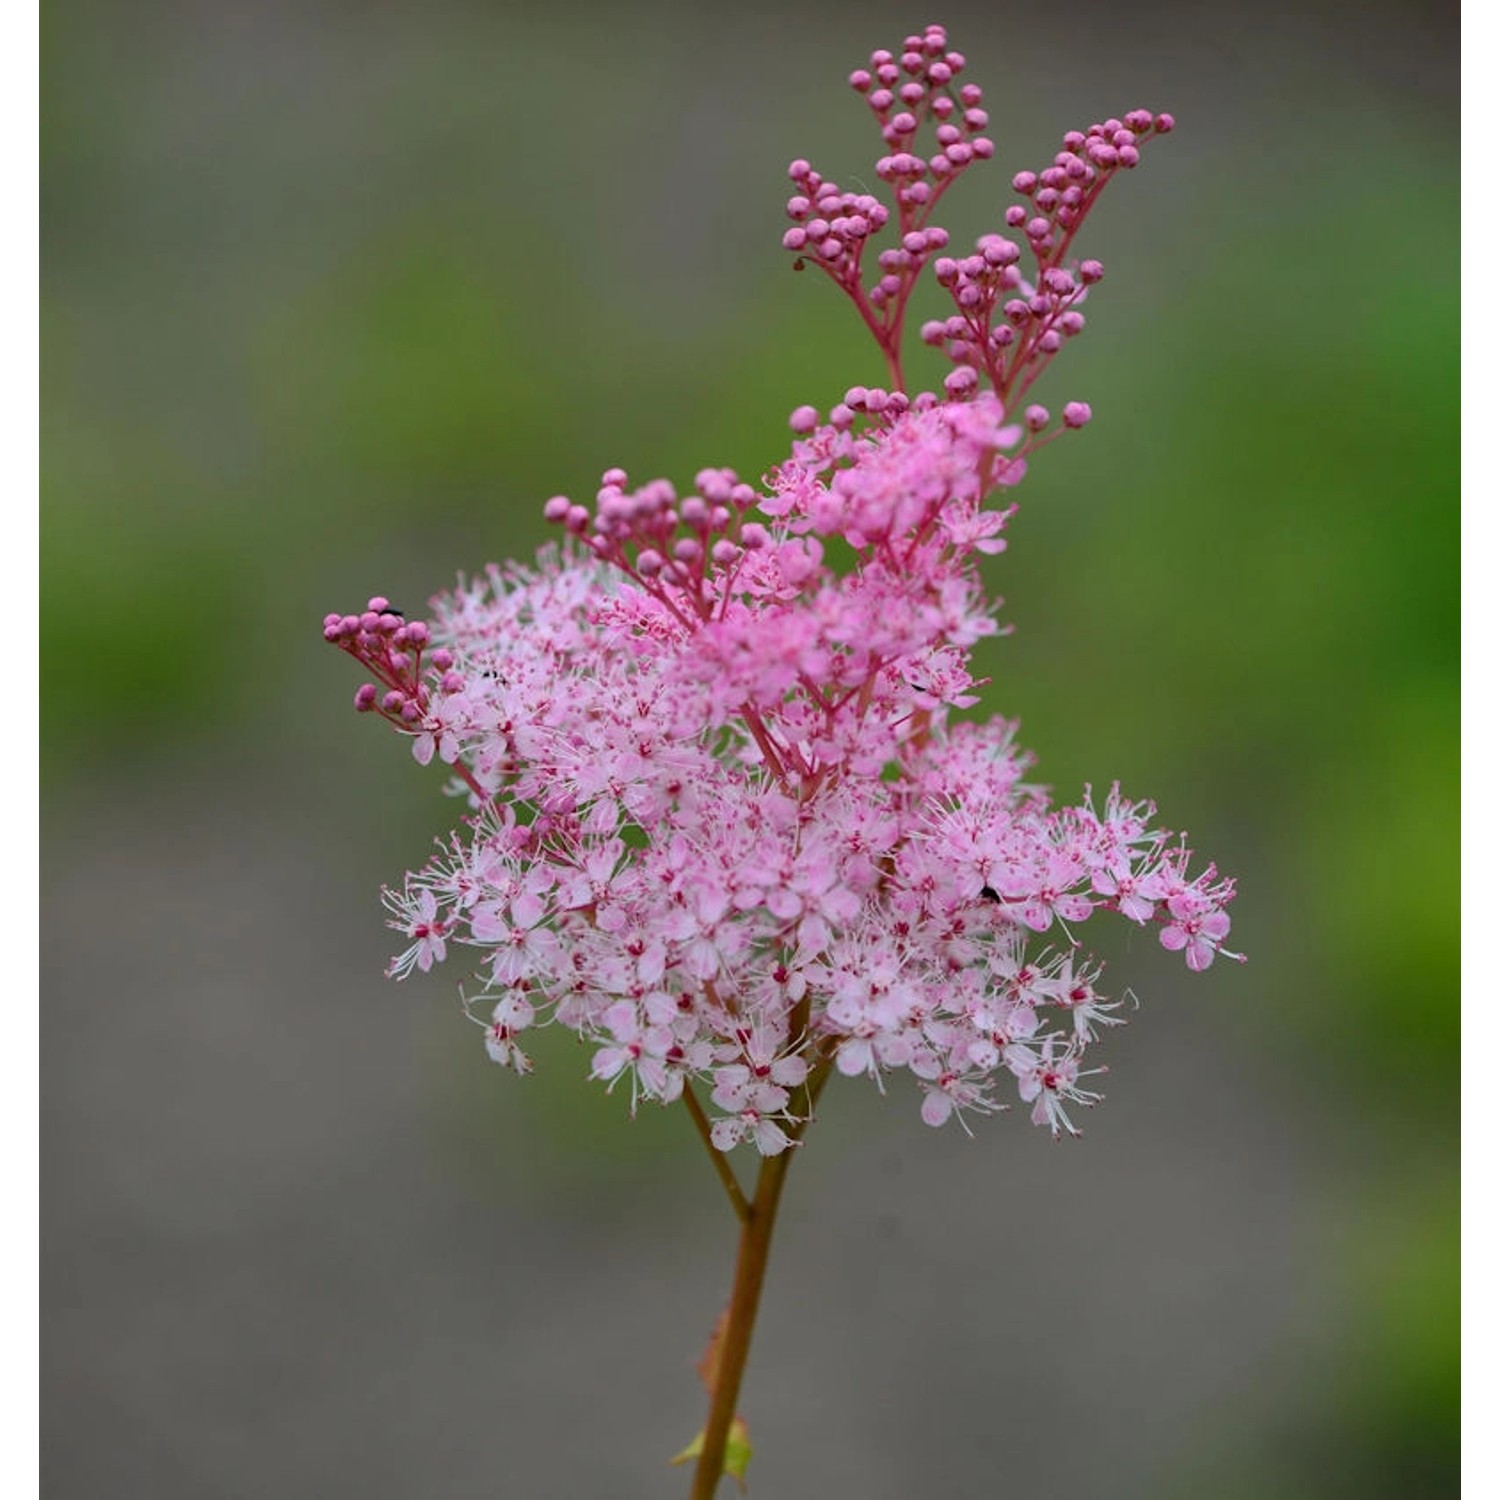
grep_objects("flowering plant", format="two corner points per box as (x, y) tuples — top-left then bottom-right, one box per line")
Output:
(324, 23), (1239, 1495)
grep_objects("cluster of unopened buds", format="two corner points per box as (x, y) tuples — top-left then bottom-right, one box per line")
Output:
(784, 23), (1172, 410)
(323, 601), (435, 721)
(325, 22), (1238, 1159)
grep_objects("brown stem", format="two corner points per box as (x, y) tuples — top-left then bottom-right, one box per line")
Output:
(688, 1062), (831, 1499)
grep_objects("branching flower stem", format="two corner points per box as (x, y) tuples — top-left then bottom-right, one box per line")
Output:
(689, 1059), (833, 1500)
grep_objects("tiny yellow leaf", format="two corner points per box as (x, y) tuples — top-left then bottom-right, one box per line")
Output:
(669, 1417), (754, 1492)
(723, 1417), (753, 1490)
(669, 1429), (704, 1467)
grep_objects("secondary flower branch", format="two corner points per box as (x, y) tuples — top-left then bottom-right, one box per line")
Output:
(683, 1082), (751, 1224)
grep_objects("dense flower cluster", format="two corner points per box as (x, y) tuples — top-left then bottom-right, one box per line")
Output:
(325, 24), (1237, 1152)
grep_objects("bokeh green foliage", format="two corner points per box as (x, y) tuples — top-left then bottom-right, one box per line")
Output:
(42, 3), (1456, 1493)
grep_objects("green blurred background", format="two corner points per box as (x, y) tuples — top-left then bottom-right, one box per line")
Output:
(43, 1), (1457, 1495)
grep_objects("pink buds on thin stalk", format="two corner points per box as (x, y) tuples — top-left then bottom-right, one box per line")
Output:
(788, 24), (1171, 421)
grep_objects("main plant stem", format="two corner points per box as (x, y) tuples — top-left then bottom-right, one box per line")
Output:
(689, 1150), (793, 1499)
(689, 1063), (830, 1499)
